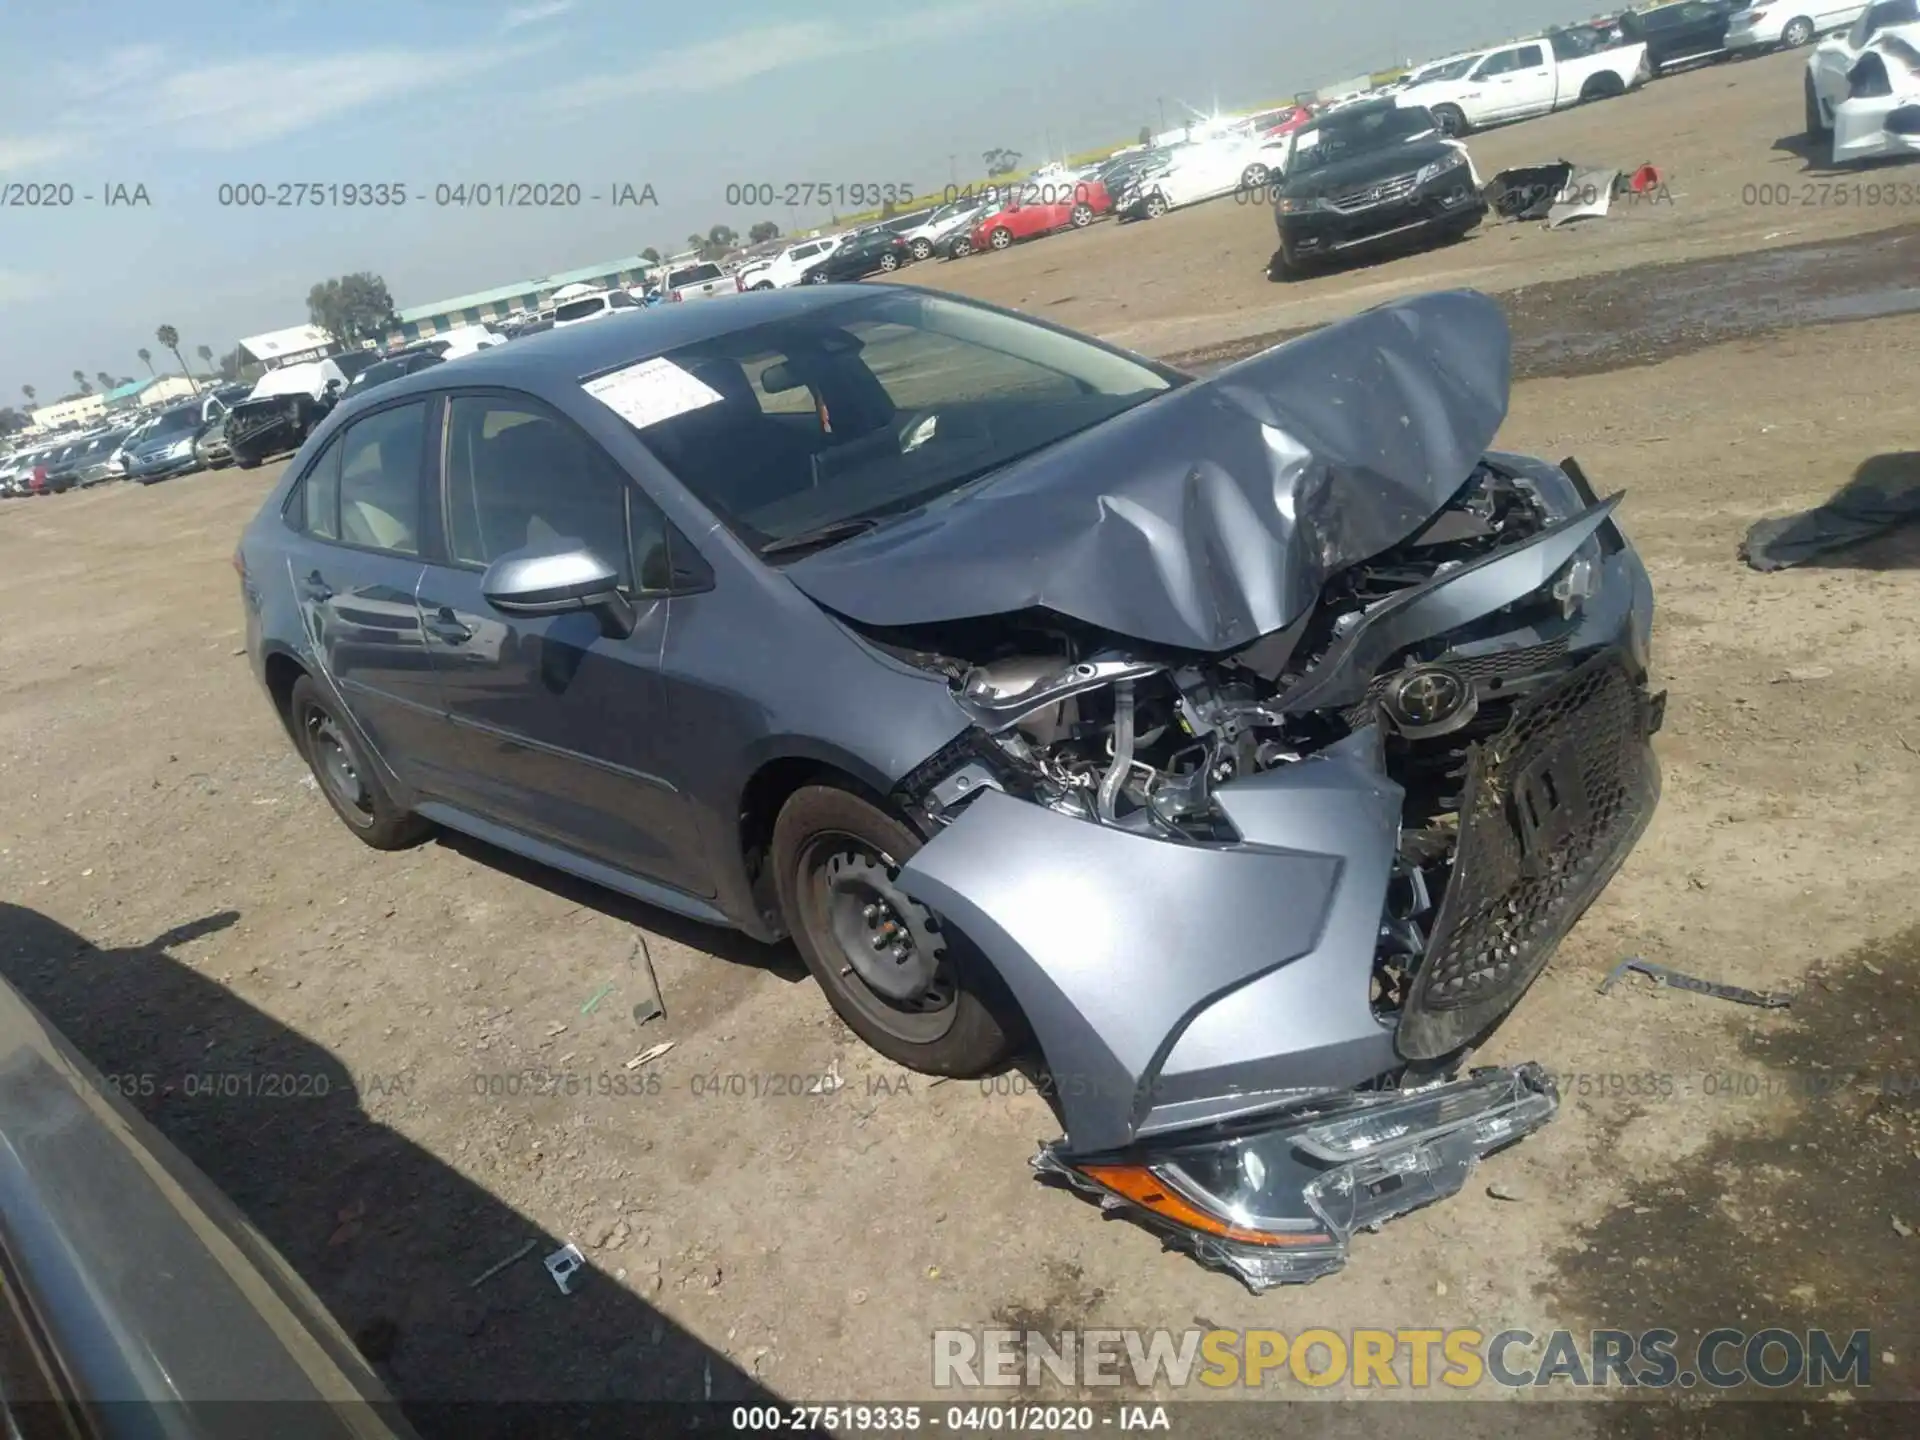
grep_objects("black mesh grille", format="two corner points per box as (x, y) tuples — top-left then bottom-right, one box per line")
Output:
(1397, 649), (1659, 1056)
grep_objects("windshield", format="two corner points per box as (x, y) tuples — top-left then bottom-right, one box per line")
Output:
(621, 289), (1176, 553)
(669, 265), (723, 286)
(1288, 105), (1438, 175)
(147, 407), (201, 436)
(555, 296), (609, 323)
(346, 358), (411, 392)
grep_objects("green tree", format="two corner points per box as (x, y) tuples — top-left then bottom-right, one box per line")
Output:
(137, 348), (154, 376)
(983, 147), (1022, 177)
(21, 384), (35, 405)
(306, 272), (399, 347)
(72, 370), (91, 394)
(196, 344), (213, 376)
(155, 325), (199, 393)
(640, 246), (661, 264)
(96, 370), (115, 391)
(0, 406), (26, 435)
(218, 347), (246, 382)
(747, 220), (780, 244)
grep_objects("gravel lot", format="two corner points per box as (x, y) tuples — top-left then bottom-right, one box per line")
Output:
(1, 46), (1915, 1433)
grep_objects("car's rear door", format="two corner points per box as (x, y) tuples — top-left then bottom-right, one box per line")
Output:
(281, 402), (447, 786)
(412, 388), (712, 894)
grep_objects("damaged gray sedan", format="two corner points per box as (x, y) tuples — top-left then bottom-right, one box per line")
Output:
(240, 283), (1662, 1288)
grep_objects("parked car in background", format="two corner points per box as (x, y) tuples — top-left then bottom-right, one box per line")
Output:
(344, 348), (448, 400)
(1113, 136), (1276, 220)
(552, 285), (644, 328)
(664, 261), (744, 302)
(123, 403), (212, 484)
(1623, 0), (1740, 72)
(51, 427), (136, 487)
(951, 179), (1112, 256)
(1727, 1), (1869, 53)
(737, 237), (846, 289)
(898, 197), (999, 260)
(1269, 100), (1486, 279)
(800, 228), (910, 282)
(1806, 0), (1920, 156)
(197, 411), (234, 469)
(227, 359), (351, 470)
(1395, 32), (1651, 134)
(0, 941), (419, 1436)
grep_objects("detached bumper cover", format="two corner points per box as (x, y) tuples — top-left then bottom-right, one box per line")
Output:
(1036, 1064), (1560, 1291)
(1833, 97), (1920, 162)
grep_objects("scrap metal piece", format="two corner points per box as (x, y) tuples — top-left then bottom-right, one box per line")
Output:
(468, 1238), (538, 1290)
(1599, 956), (1792, 1008)
(545, 1243), (587, 1295)
(1547, 167), (1620, 228)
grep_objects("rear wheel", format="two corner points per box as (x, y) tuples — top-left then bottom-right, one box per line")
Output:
(1431, 103), (1468, 137)
(948, 236), (974, 258)
(1068, 203), (1093, 227)
(1580, 72), (1626, 102)
(289, 675), (430, 850)
(772, 786), (1018, 1076)
(752, 281), (775, 291)
(1240, 163), (1270, 190)
(805, 269), (830, 284)
(989, 226), (1014, 250)
(1143, 191), (1169, 219)
(1782, 16), (1815, 47)
(909, 238), (933, 260)
(877, 251), (900, 271)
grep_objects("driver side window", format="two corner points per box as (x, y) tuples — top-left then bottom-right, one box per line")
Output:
(442, 396), (636, 588)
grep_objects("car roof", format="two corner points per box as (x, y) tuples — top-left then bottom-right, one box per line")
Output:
(341, 285), (874, 411)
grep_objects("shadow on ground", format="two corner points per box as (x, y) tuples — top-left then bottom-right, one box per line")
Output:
(1741, 453), (1920, 572)
(0, 903), (793, 1438)
(1550, 922), (1920, 1431)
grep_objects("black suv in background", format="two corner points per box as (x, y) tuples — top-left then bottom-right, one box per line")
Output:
(1268, 101), (1486, 280)
(1621, 0), (1737, 74)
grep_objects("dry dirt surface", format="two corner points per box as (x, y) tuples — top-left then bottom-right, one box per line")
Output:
(2, 47), (1918, 1439)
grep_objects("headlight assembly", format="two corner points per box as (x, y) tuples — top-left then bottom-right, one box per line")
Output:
(1034, 1064), (1559, 1291)
(1414, 150), (1468, 186)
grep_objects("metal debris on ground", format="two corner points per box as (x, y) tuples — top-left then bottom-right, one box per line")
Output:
(1598, 956), (1793, 1008)
(545, 1242), (587, 1295)
(629, 933), (666, 1026)
(624, 1041), (675, 1070)
(468, 1238), (538, 1289)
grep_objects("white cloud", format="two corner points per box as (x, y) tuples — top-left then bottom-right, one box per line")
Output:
(546, 0), (1090, 108)
(0, 134), (82, 174)
(502, 0), (576, 30)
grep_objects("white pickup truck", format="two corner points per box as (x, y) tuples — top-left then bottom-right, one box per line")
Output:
(1395, 32), (1652, 135)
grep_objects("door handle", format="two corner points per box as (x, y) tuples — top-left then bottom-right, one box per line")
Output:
(299, 570), (334, 602)
(425, 606), (474, 645)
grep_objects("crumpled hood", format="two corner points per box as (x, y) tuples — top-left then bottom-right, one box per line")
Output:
(785, 289), (1512, 653)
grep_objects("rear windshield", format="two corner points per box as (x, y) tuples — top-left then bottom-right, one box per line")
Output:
(555, 296), (610, 323)
(669, 264), (723, 286)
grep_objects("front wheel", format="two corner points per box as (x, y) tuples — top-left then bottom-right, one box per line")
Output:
(1431, 104), (1468, 137)
(988, 226), (1013, 250)
(804, 269), (830, 284)
(948, 236), (974, 258)
(1240, 163), (1270, 190)
(877, 251), (899, 271)
(772, 786), (1018, 1076)
(289, 675), (431, 850)
(1782, 16), (1815, 47)
(752, 280), (775, 291)
(1143, 192), (1168, 219)
(1068, 203), (1093, 227)
(909, 238), (933, 260)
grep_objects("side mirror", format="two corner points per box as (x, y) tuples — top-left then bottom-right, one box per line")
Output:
(481, 547), (636, 639)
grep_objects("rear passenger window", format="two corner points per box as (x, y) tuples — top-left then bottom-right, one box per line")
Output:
(301, 440), (342, 540)
(338, 403), (426, 555)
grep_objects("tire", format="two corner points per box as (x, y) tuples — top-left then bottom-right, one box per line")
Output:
(988, 226), (1013, 250)
(909, 238), (933, 260)
(772, 785), (1017, 1077)
(805, 269), (830, 284)
(1581, 72), (1626, 102)
(289, 675), (431, 851)
(948, 236), (973, 258)
(1068, 203), (1093, 227)
(237, 456), (260, 469)
(1431, 104), (1468, 137)
(1782, 16), (1814, 47)
(1240, 163), (1270, 190)
(1805, 71), (1828, 138)
(1267, 245), (1302, 283)
(752, 281), (774, 291)
(877, 252), (899, 271)
(1143, 192), (1168, 219)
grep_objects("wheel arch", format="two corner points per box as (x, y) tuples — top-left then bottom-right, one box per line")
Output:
(734, 742), (915, 926)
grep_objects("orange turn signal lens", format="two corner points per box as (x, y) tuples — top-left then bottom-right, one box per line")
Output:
(1076, 1164), (1334, 1248)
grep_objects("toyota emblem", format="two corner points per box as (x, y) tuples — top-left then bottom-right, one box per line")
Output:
(1383, 665), (1477, 738)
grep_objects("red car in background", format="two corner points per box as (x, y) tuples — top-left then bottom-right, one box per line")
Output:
(1254, 104), (1316, 139)
(949, 178), (1113, 256)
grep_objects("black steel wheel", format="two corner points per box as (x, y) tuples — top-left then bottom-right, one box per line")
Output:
(289, 675), (430, 850)
(773, 785), (1018, 1075)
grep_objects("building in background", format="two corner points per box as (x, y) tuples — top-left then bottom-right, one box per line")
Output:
(28, 394), (107, 432)
(237, 323), (337, 371)
(102, 376), (200, 413)
(385, 255), (656, 345)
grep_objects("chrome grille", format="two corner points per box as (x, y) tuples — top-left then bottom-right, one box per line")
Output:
(1328, 172), (1419, 212)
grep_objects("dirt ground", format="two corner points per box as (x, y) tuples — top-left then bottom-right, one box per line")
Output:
(2, 46), (1917, 1434)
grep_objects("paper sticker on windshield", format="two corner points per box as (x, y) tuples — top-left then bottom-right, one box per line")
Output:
(583, 358), (722, 430)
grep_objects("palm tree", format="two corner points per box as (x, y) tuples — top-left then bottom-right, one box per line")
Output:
(21, 384), (35, 405)
(137, 348), (155, 377)
(196, 344), (213, 379)
(156, 325), (198, 393)
(96, 370), (115, 391)
(72, 370), (91, 394)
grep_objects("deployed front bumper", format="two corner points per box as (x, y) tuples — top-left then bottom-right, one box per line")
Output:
(1833, 96), (1920, 162)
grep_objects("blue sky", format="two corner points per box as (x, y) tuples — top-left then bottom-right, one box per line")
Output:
(2, 0), (1593, 401)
